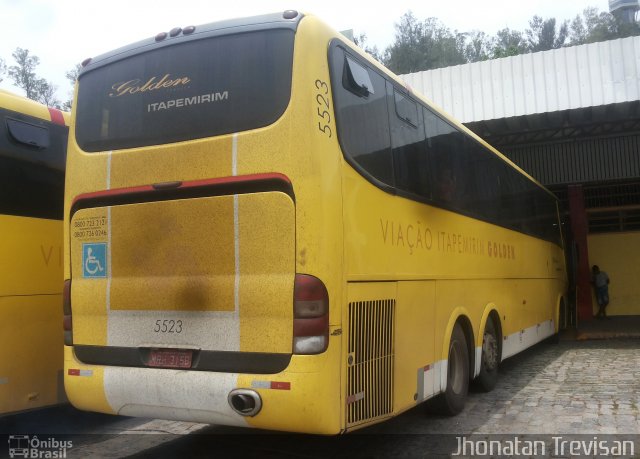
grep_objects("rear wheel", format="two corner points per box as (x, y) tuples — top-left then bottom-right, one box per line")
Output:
(474, 318), (499, 392)
(428, 322), (469, 415)
(559, 301), (567, 330)
(549, 300), (567, 344)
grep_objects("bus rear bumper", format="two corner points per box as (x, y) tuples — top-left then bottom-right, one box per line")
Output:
(64, 346), (341, 434)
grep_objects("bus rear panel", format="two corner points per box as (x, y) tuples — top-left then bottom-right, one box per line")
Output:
(65, 13), (345, 434)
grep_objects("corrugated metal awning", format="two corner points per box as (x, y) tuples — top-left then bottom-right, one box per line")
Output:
(401, 37), (640, 124)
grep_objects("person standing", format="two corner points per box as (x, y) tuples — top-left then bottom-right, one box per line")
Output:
(591, 265), (610, 319)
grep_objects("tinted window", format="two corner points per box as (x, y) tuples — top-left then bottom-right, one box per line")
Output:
(343, 56), (375, 97)
(329, 42), (561, 246)
(0, 109), (67, 220)
(463, 139), (503, 221)
(330, 47), (392, 185)
(423, 109), (467, 207)
(392, 90), (426, 196)
(394, 90), (418, 127)
(76, 29), (294, 152)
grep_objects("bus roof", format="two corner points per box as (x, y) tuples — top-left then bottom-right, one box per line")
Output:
(0, 90), (69, 125)
(79, 11), (304, 76)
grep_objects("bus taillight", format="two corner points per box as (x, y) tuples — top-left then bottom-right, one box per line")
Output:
(63, 279), (73, 346)
(293, 274), (329, 354)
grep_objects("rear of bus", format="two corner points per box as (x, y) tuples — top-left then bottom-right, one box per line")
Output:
(64, 12), (346, 433)
(0, 90), (68, 414)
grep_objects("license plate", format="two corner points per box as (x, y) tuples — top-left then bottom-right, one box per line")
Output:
(148, 349), (192, 369)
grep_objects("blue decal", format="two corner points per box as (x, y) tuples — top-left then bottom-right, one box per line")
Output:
(82, 243), (107, 278)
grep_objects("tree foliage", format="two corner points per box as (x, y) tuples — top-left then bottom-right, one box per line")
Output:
(525, 16), (569, 52)
(385, 12), (466, 74)
(7, 47), (60, 108)
(381, 6), (640, 74)
(570, 7), (640, 45)
(491, 28), (527, 59)
(463, 31), (492, 63)
(0, 58), (6, 84)
(37, 80), (60, 108)
(62, 63), (82, 110)
(8, 48), (41, 100)
(353, 33), (385, 63)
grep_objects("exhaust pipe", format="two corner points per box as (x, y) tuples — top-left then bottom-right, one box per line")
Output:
(228, 389), (262, 417)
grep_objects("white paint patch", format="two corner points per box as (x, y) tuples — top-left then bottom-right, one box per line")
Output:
(251, 380), (271, 389)
(418, 360), (447, 401)
(502, 319), (555, 360)
(233, 194), (240, 317)
(104, 366), (247, 426)
(232, 133), (238, 176)
(106, 152), (113, 335)
(106, 151), (112, 190)
(232, 133), (240, 324)
(418, 319), (554, 404)
(107, 310), (241, 350)
(106, 207), (112, 312)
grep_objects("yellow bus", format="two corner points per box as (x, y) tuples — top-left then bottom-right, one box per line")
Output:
(0, 90), (68, 415)
(64, 11), (568, 434)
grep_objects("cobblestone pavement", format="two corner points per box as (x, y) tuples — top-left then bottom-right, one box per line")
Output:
(3, 338), (640, 458)
(372, 338), (640, 436)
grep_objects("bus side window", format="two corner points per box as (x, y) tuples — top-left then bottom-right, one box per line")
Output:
(0, 112), (66, 220)
(331, 46), (393, 186)
(423, 109), (465, 206)
(463, 138), (502, 221)
(343, 56), (375, 97)
(391, 87), (426, 197)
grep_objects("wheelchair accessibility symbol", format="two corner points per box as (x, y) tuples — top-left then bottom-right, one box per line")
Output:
(82, 243), (107, 278)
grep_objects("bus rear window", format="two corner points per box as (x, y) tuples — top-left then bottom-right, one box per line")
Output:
(76, 29), (294, 152)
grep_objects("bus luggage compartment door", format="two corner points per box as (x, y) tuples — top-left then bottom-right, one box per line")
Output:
(69, 191), (295, 358)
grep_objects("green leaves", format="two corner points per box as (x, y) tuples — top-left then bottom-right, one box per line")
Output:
(378, 7), (639, 74)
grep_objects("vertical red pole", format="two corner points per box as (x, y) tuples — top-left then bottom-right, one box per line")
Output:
(568, 185), (593, 322)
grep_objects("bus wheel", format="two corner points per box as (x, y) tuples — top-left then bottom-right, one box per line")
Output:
(474, 318), (499, 392)
(549, 299), (567, 344)
(428, 322), (469, 415)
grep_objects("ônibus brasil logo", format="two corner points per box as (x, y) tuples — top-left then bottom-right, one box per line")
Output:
(8, 435), (72, 458)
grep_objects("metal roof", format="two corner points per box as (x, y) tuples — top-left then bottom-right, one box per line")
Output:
(401, 37), (640, 124)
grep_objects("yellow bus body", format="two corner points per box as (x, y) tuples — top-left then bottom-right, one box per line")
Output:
(64, 13), (567, 433)
(0, 90), (68, 415)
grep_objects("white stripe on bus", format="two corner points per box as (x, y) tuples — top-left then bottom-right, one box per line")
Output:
(502, 319), (555, 360)
(107, 152), (113, 341)
(107, 310), (241, 350)
(103, 367), (247, 426)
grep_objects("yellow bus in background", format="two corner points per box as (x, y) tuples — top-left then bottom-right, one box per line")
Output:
(64, 12), (567, 434)
(0, 90), (68, 415)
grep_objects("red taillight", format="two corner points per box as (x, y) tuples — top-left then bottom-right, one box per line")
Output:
(293, 274), (329, 354)
(63, 279), (73, 346)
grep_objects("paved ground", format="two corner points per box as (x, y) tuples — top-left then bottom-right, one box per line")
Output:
(574, 315), (640, 340)
(2, 337), (639, 458)
(373, 338), (640, 435)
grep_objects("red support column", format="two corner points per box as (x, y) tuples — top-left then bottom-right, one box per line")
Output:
(568, 185), (593, 322)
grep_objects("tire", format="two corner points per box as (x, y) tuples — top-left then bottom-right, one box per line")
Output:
(558, 301), (567, 330)
(428, 323), (469, 415)
(474, 318), (499, 392)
